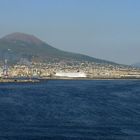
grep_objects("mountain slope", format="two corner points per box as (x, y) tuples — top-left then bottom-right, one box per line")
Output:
(0, 32), (118, 65)
(131, 62), (140, 68)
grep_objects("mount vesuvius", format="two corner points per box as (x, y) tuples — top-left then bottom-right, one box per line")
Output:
(0, 32), (117, 65)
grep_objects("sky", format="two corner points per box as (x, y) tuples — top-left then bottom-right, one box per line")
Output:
(0, 0), (140, 65)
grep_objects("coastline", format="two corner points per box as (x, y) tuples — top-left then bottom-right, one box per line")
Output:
(0, 77), (140, 83)
(0, 78), (40, 83)
(38, 77), (140, 81)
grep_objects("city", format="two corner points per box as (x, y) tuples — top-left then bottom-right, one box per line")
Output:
(0, 59), (140, 81)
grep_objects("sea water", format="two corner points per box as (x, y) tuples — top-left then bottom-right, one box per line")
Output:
(0, 80), (140, 140)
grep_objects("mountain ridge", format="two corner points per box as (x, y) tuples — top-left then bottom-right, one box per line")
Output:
(0, 32), (119, 65)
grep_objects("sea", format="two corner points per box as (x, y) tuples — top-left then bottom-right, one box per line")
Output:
(0, 80), (140, 140)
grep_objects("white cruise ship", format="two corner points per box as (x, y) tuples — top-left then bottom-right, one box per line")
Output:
(55, 72), (86, 78)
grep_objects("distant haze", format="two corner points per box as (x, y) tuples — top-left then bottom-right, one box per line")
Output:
(0, 0), (140, 65)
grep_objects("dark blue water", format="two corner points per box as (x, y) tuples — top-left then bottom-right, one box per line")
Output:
(0, 80), (140, 140)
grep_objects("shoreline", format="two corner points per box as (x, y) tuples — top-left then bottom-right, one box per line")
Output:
(43, 77), (140, 81)
(0, 77), (140, 83)
(0, 78), (40, 83)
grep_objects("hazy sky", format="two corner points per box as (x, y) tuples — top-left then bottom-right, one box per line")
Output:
(0, 0), (140, 64)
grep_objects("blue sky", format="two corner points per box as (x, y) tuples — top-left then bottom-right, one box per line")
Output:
(0, 0), (140, 64)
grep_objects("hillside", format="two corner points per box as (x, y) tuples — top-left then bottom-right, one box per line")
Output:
(0, 32), (118, 65)
(131, 62), (140, 68)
